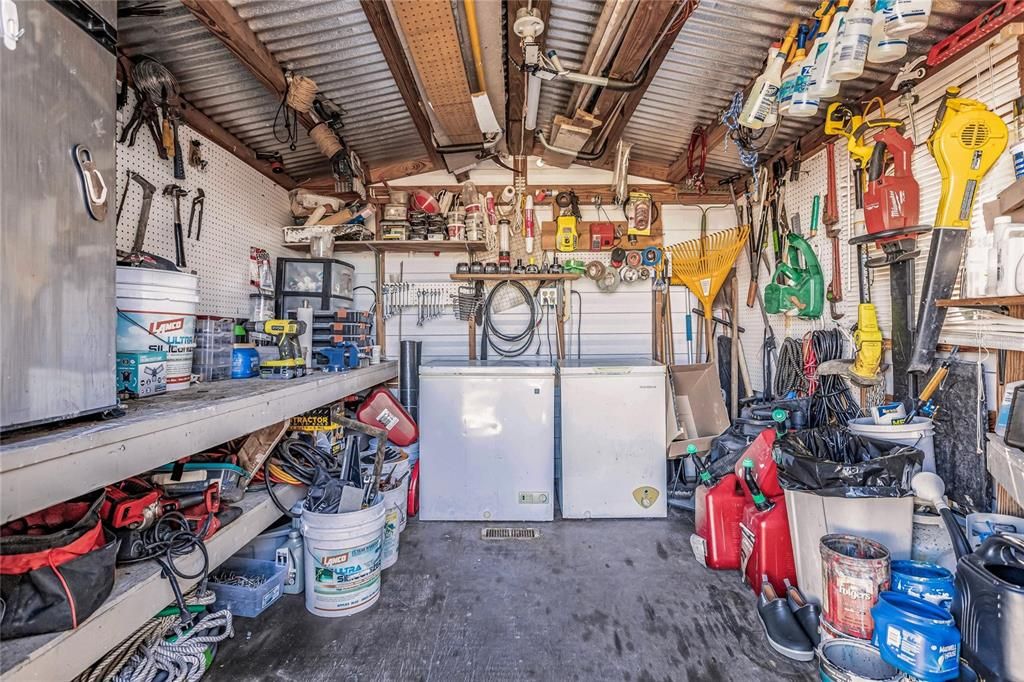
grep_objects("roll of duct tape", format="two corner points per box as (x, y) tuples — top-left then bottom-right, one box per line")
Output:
(500, 186), (516, 203)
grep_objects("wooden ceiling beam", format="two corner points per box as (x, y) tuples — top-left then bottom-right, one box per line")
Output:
(179, 0), (315, 132)
(506, 0), (551, 157)
(581, 0), (696, 168)
(360, 0), (443, 171)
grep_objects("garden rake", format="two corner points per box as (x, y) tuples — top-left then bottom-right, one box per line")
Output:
(668, 225), (749, 363)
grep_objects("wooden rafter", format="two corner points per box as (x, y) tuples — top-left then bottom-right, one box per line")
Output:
(581, 0), (696, 167)
(506, 0), (551, 157)
(360, 0), (443, 176)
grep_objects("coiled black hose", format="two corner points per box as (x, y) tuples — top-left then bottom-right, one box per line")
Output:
(809, 329), (859, 427)
(774, 337), (806, 397)
(480, 280), (538, 358)
(265, 437), (345, 517)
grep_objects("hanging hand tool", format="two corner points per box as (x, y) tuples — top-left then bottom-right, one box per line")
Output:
(163, 184), (188, 269)
(124, 172), (156, 260)
(187, 188), (205, 240)
(892, 56), (927, 142)
(909, 89), (1008, 374)
(822, 142), (843, 320)
(897, 347), (958, 423)
(719, 174), (745, 228)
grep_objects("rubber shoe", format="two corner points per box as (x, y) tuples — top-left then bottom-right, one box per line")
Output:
(784, 579), (821, 647)
(757, 578), (815, 662)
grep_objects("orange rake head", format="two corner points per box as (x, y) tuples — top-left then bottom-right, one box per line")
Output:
(668, 225), (750, 318)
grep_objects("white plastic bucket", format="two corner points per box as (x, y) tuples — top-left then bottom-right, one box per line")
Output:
(381, 483), (407, 569)
(847, 416), (935, 472)
(300, 498), (385, 617)
(116, 267), (199, 391)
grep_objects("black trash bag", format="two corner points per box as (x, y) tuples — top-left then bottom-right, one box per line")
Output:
(775, 426), (924, 498)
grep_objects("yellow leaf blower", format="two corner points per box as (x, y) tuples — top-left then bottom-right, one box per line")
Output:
(909, 88), (1007, 373)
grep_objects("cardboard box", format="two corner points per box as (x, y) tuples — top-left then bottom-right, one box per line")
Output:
(117, 351), (167, 398)
(666, 363), (730, 458)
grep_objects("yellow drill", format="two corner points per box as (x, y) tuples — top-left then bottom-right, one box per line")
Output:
(243, 319), (306, 380)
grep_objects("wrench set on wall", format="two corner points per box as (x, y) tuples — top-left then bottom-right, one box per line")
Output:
(380, 282), (460, 326)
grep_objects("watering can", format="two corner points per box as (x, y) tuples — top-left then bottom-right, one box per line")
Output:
(763, 234), (824, 319)
(913, 472), (1024, 681)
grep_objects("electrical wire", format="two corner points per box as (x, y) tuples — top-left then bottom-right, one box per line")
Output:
(572, 290), (583, 359)
(480, 281), (538, 358)
(264, 437), (347, 517)
(774, 337), (807, 397)
(808, 329), (859, 427)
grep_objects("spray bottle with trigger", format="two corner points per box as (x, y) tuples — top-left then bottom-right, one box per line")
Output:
(739, 20), (799, 130)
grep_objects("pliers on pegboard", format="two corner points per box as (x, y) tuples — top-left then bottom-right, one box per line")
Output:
(119, 94), (168, 160)
(187, 188), (205, 240)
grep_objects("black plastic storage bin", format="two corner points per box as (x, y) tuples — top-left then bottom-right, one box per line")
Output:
(275, 257), (355, 317)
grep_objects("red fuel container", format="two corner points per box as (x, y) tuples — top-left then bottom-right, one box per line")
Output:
(355, 387), (419, 446)
(739, 496), (798, 595)
(734, 429), (783, 499)
(692, 473), (747, 570)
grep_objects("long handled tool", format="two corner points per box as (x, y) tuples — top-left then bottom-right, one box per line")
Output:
(909, 88), (1007, 373)
(822, 142), (844, 320)
(163, 184), (188, 269)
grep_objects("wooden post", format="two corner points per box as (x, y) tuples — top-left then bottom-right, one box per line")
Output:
(730, 274), (740, 419)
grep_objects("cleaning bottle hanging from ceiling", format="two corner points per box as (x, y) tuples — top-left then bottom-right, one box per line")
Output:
(831, 0), (873, 81)
(778, 24), (809, 117)
(738, 20), (800, 130)
(790, 15), (826, 118)
(884, 0), (932, 38)
(808, 0), (847, 99)
(867, 1), (908, 64)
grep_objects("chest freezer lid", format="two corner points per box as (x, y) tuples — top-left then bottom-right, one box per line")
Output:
(420, 359), (556, 377)
(558, 357), (667, 377)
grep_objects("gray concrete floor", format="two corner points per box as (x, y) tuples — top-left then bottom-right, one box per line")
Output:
(207, 511), (815, 682)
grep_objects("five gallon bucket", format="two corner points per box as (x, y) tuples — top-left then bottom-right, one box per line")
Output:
(821, 534), (891, 640)
(300, 497), (385, 617)
(818, 638), (903, 682)
(848, 417), (936, 472)
(116, 267), (199, 391)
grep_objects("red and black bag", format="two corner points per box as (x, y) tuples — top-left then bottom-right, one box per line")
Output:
(0, 491), (118, 638)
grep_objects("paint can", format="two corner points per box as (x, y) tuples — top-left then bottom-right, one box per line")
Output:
(871, 591), (960, 681)
(116, 267), (199, 390)
(820, 534), (891, 640)
(818, 639), (903, 682)
(300, 496), (385, 617)
(890, 560), (956, 610)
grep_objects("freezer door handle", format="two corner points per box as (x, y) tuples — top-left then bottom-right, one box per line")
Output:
(2, 0), (23, 50)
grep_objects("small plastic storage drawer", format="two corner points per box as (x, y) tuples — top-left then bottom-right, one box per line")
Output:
(209, 557), (287, 618)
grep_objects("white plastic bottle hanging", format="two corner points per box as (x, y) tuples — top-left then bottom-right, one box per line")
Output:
(809, 0), (846, 98)
(867, 2), (908, 64)
(778, 25), (809, 117)
(738, 43), (786, 130)
(831, 0), (873, 81)
(790, 18), (826, 118)
(884, 0), (932, 38)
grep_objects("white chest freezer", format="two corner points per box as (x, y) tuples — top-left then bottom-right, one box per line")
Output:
(419, 360), (555, 521)
(558, 359), (668, 518)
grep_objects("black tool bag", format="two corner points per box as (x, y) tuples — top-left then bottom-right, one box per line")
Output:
(0, 491), (118, 638)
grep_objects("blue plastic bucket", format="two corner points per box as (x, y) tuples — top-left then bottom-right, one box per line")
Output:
(872, 591), (960, 681)
(890, 560), (956, 610)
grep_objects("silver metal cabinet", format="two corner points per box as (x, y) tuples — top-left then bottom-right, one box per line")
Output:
(1, 0), (118, 429)
(559, 359), (668, 519)
(419, 360), (555, 521)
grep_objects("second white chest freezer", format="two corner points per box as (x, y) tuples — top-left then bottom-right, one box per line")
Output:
(558, 359), (668, 518)
(418, 360), (555, 521)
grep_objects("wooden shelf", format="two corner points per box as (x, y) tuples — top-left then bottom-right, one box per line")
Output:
(450, 273), (581, 282)
(0, 362), (398, 524)
(0, 484), (305, 681)
(283, 240), (487, 254)
(937, 296), (1024, 308)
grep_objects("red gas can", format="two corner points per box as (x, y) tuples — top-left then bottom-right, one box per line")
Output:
(734, 429), (783, 499)
(355, 387), (419, 446)
(693, 473), (747, 570)
(740, 497), (798, 595)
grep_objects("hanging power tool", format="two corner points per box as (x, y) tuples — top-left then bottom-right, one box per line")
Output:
(763, 233), (824, 318)
(909, 88), (1008, 374)
(243, 319), (307, 379)
(824, 102), (904, 385)
(256, 151), (285, 174)
(555, 190), (580, 252)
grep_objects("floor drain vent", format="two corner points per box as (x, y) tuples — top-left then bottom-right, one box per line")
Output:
(481, 527), (540, 540)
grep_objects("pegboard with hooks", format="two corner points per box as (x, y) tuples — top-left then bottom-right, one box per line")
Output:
(115, 90), (291, 319)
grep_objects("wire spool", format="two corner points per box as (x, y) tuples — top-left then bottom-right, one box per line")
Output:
(621, 266), (640, 283)
(641, 246), (662, 266)
(309, 122), (343, 160)
(584, 260), (605, 280)
(625, 250), (643, 267)
(131, 56), (179, 103)
(596, 268), (620, 293)
(286, 75), (318, 113)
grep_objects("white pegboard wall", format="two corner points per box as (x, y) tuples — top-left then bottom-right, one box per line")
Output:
(115, 90), (292, 317)
(734, 35), (1020, 396)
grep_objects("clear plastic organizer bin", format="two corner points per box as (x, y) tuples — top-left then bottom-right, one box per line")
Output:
(209, 557), (287, 618)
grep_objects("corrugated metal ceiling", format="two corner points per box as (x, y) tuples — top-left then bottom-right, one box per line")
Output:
(119, 0), (431, 183)
(621, 0), (1000, 177)
(536, 0), (606, 136)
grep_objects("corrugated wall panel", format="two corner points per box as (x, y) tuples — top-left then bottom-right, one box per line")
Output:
(536, 0), (605, 137)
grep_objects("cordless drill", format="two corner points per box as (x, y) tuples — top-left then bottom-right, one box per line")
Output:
(243, 319), (306, 379)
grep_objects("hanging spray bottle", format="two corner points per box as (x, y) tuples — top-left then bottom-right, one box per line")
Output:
(778, 24), (809, 117)
(809, 0), (847, 99)
(739, 20), (799, 130)
(831, 0), (873, 81)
